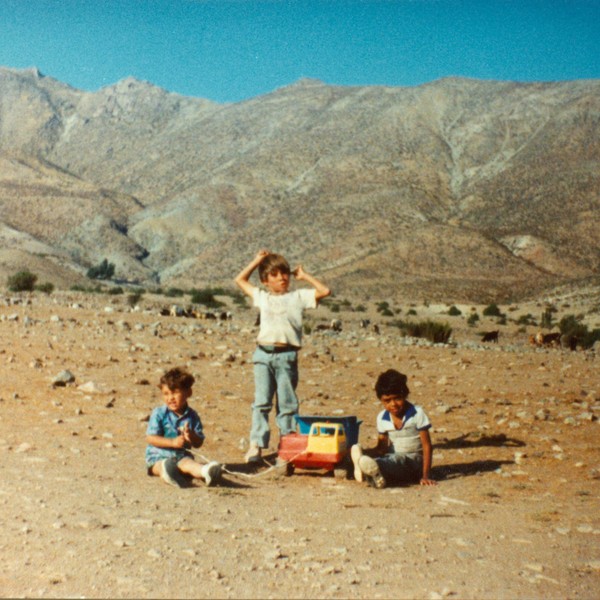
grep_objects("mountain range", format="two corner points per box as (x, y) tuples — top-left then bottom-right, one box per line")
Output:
(0, 66), (598, 302)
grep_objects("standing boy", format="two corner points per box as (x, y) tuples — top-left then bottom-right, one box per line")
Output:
(351, 369), (436, 488)
(146, 367), (222, 487)
(234, 250), (331, 463)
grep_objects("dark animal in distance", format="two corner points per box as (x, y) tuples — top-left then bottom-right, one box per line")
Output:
(480, 330), (499, 343)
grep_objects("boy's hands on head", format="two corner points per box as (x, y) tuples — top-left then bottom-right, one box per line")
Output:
(255, 249), (270, 262)
(292, 265), (306, 280)
(292, 264), (331, 300)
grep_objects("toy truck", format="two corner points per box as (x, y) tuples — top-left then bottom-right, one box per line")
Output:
(277, 415), (361, 478)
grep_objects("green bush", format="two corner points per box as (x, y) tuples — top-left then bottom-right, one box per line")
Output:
(540, 308), (555, 329)
(35, 282), (54, 294)
(7, 270), (38, 292)
(107, 286), (124, 295)
(516, 313), (537, 326)
(86, 258), (115, 280)
(391, 319), (452, 344)
(448, 305), (462, 316)
(558, 314), (600, 349)
(165, 287), (185, 297)
(190, 288), (225, 309)
(467, 313), (480, 327)
(376, 301), (390, 313)
(483, 303), (502, 317)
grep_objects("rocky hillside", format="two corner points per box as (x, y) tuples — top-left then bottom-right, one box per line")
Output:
(0, 66), (598, 301)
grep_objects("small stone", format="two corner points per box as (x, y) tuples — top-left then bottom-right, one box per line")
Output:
(52, 370), (75, 386)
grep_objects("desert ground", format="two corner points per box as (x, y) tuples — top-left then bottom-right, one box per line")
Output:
(0, 289), (598, 599)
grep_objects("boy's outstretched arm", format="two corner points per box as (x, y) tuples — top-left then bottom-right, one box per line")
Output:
(234, 250), (269, 298)
(419, 429), (437, 486)
(293, 265), (331, 301)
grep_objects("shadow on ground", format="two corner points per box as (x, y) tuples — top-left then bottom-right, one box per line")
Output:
(432, 459), (513, 480)
(435, 432), (525, 449)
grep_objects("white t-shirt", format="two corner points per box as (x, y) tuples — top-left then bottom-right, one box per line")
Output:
(253, 288), (317, 347)
(376, 404), (431, 458)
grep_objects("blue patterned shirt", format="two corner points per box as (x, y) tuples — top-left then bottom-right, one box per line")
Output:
(145, 404), (205, 468)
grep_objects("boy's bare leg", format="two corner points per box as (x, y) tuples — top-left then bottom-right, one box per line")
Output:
(150, 459), (189, 487)
(177, 457), (204, 479)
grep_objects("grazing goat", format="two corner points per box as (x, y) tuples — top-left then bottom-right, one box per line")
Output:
(481, 330), (499, 343)
(315, 319), (342, 332)
(533, 331), (562, 347)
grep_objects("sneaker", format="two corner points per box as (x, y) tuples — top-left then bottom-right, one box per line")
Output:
(350, 444), (364, 482)
(358, 455), (386, 489)
(201, 461), (222, 487)
(244, 444), (262, 464)
(160, 457), (188, 488)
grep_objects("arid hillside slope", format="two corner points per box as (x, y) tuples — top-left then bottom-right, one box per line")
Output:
(0, 67), (598, 301)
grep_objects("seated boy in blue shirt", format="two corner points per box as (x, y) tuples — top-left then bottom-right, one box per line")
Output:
(145, 367), (222, 487)
(351, 369), (436, 488)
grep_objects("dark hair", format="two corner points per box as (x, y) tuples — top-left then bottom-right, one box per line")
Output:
(258, 253), (291, 282)
(375, 369), (410, 399)
(159, 367), (195, 391)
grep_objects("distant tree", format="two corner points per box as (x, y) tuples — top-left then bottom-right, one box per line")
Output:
(87, 258), (115, 280)
(448, 305), (462, 316)
(7, 270), (37, 292)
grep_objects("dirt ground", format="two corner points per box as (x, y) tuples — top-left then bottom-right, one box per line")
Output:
(0, 291), (598, 599)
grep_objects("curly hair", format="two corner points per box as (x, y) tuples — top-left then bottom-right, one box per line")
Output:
(374, 369), (410, 399)
(159, 367), (195, 391)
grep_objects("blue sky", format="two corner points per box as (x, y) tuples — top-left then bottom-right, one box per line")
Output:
(0, 0), (598, 103)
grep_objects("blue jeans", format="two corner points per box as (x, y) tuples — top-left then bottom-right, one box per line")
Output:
(250, 346), (299, 448)
(376, 453), (422, 483)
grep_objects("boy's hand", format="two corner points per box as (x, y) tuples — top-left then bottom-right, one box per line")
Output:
(420, 477), (437, 486)
(293, 265), (306, 280)
(255, 249), (270, 262)
(171, 435), (188, 449)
